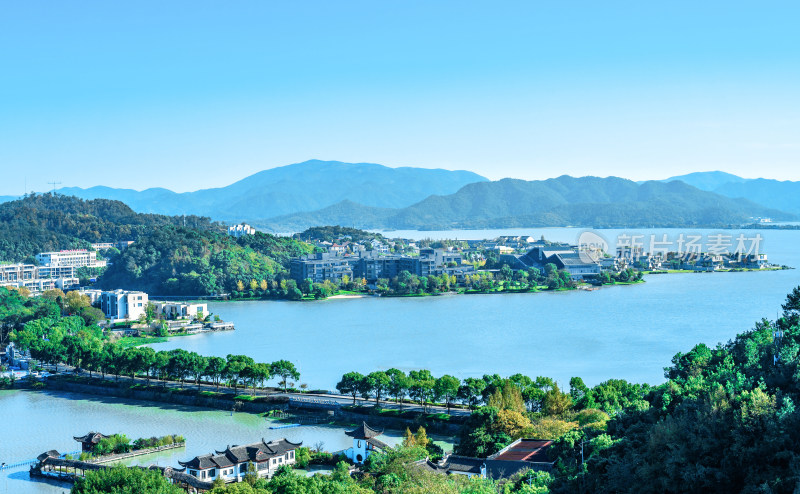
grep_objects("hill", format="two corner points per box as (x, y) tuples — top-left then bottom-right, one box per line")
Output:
(41, 160), (488, 222)
(664, 171), (800, 215)
(98, 227), (312, 296)
(0, 194), (218, 262)
(258, 176), (794, 231)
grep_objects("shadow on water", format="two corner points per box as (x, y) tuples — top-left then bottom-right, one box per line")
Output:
(34, 388), (227, 415)
(6, 469), (72, 490)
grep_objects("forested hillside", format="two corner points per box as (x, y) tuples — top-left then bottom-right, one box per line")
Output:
(98, 227), (313, 295)
(0, 194), (218, 262)
(549, 287), (800, 493)
(261, 176), (795, 231)
(47, 160), (487, 221)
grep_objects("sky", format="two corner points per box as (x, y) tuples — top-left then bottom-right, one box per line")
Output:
(1, 1), (799, 195)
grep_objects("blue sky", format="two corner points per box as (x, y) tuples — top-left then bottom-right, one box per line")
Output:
(1, 1), (798, 194)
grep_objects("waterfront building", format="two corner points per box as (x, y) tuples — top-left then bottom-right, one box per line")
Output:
(290, 252), (359, 284)
(100, 290), (148, 321)
(343, 422), (387, 464)
(152, 301), (208, 320)
(290, 248), (473, 284)
(501, 246), (602, 280)
(178, 438), (301, 482)
(228, 224), (257, 237)
(74, 432), (109, 452)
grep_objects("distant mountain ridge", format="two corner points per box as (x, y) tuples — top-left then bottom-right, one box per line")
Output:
(44, 160), (488, 222)
(664, 171), (800, 215)
(254, 175), (794, 231)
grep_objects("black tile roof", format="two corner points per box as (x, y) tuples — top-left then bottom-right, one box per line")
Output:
(345, 422), (383, 439)
(73, 432), (108, 444)
(181, 438), (302, 470)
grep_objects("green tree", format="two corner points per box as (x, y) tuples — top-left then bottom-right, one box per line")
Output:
(385, 368), (410, 407)
(434, 374), (460, 412)
(72, 464), (183, 494)
(366, 371), (391, 405)
(270, 360), (299, 392)
(336, 371), (365, 405)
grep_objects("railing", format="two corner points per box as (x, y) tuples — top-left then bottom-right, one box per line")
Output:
(1, 450), (81, 471)
(288, 396), (341, 409)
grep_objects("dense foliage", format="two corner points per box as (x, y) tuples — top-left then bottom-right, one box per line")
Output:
(293, 226), (385, 244)
(2, 288), (300, 394)
(98, 227), (312, 296)
(548, 287), (800, 493)
(72, 465), (183, 494)
(0, 194), (218, 262)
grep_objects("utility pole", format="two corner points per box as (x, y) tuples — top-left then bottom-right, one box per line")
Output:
(48, 181), (61, 196)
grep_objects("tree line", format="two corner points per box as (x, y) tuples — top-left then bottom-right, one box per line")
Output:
(2, 287), (300, 394)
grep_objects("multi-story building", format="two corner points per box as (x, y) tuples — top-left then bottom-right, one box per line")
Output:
(290, 249), (473, 284)
(290, 253), (359, 284)
(0, 263), (38, 284)
(152, 301), (208, 320)
(100, 290), (148, 321)
(227, 224), (256, 237)
(0, 263), (78, 294)
(35, 250), (107, 270)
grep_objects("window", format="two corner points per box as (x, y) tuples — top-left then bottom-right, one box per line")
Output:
(210, 468), (216, 477)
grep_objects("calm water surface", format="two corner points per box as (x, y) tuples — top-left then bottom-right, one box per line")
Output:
(5, 227), (799, 493)
(148, 228), (800, 390)
(0, 390), (406, 494)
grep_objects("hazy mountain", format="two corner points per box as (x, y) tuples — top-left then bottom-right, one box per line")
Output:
(663, 171), (749, 191)
(664, 171), (800, 215)
(34, 160), (487, 222)
(258, 176), (795, 231)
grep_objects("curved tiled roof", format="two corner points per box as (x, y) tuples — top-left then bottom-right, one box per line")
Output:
(182, 438), (303, 470)
(345, 422), (383, 439)
(73, 432), (108, 444)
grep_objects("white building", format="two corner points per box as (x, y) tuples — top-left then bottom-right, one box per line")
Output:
(227, 224), (256, 237)
(100, 290), (148, 321)
(152, 301), (208, 320)
(35, 250), (107, 270)
(343, 422), (388, 464)
(91, 241), (133, 250)
(0, 263), (78, 294)
(178, 439), (301, 483)
(0, 263), (37, 284)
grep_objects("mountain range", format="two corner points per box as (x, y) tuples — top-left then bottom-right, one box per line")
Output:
(41, 160), (487, 222)
(259, 176), (792, 231)
(1, 161), (796, 232)
(664, 171), (800, 215)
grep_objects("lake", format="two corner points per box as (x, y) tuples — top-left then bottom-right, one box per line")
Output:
(0, 389), (407, 494)
(5, 227), (799, 493)
(146, 227), (800, 390)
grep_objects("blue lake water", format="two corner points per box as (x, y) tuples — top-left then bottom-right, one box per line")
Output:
(3, 227), (799, 493)
(0, 389), (405, 494)
(147, 228), (800, 390)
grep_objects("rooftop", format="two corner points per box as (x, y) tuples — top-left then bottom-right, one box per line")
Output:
(345, 422), (383, 440)
(490, 439), (553, 462)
